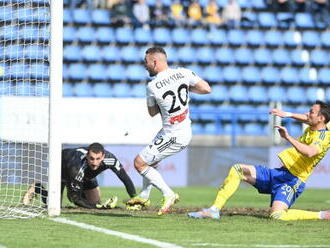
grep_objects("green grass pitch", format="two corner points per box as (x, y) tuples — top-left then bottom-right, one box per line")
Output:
(1, 187), (329, 248)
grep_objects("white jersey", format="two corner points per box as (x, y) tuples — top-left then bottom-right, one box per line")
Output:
(146, 67), (201, 135)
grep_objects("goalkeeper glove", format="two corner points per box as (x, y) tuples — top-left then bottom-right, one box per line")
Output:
(95, 196), (118, 209)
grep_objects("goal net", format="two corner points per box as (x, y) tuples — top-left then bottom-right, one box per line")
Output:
(0, 0), (62, 218)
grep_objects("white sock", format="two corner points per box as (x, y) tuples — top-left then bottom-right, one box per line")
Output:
(210, 205), (220, 212)
(139, 177), (153, 200)
(140, 166), (174, 197)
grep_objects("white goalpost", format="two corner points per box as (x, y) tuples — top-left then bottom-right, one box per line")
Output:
(0, 0), (62, 218)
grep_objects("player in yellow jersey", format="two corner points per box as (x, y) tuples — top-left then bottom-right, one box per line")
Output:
(188, 100), (330, 221)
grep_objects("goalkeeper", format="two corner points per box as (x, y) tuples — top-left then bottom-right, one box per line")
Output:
(22, 143), (137, 209)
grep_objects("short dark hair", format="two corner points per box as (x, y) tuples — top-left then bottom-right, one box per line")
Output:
(316, 100), (330, 123)
(88, 143), (105, 154)
(145, 47), (167, 57)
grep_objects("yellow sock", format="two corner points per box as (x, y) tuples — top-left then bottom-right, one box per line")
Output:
(270, 209), (321, 221)
(212, 164), (243, 209)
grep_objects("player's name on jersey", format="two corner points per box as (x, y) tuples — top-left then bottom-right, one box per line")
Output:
(155, 72), (184, 89)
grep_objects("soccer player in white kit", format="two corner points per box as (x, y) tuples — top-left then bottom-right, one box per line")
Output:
(126, 47), (211, 215)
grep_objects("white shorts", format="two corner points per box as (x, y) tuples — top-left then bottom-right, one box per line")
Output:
(139, 129), (191, 165)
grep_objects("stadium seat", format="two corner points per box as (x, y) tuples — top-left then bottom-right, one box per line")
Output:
(248, 85), (267, 103)
(0, 7), (13, 22)
(286, 124), (302, 137)
(280, 67), (299, 84)
(72, 8), (91, 24)
(208, 29), (227, 45)
(302, 31), (320, 48)
(320, 31), (330, 48)
(282, 30), (301, 47)
(81, 45), (101, 62)
(24, 45), (48, 60)
(152, 28), (171, 45)
(93, 83), (112, 97)
(223, 66), (241, 83)
(106, 64), (126, 81)
(272, 49), (291, 66)
(112, 83), (131, 97)
(191, 29), (209, 46)
(19, 25), (39, 42)
(246, 30), (264, 46)
(215, 47), (234, 64)
(68, 63), (87, 81)
(63, 82), (74, 97)
(209, 85), (228, 102)
(95, 27), (115, 43)
(254, 48), (272, 65)
(192, 123), (204, 135)
(177, 47), (196, 64)
(295, 13), (314, 29)
(120, 46), (140, 63)
(202, 66), (222, 84)
(299, 67), (317, 84)
(126, 64), (147, 82)
(74, 83), (94, 97)
(63, 26), (76, 43)
(102, 46), (120, 63)
(258, 12), (277, 28)
(277, 12), (294, 28)
(131, 84), (145, 98)
(163, 46), (178, 63)
(196, 47), (215, 64)
(229, 85), (248, 102)
(63, 45), (81, 62)
(203, 123), (218, 135)
(0, 26), (19, 41)
(187, 65), (204, 78)
(264, 30), (283, 47)
(241, 66), (261, 84)
(227, 29), (245, 46)
(234, 48), (254, 65)
(198, 104), (218, 122)
(16, 7), (33, 22)
(261, 67), (280, 84)
(306, 87), (325, 103)
(91, 9), (111, 25)
(171, 28), (190, 45)
(88, 64), (107, 81)
(237, 104), (257, 122)
(286, 87), (305, 104)
(256, 105), (269, 122)
(252, 0), (267, 10)
(115, 27), (134, 44)
(318, 68), (330, 85)
(268, 86), (287, 102)
(76, 26), (96, 43)
(290, 49), (309, 66)
(4, 45), (22, 60)
(15, 82), (35, 96)
(134, 28), (152, 44)
(63, 8), (73, 24)
(243, 123), (265, 135)
(63, 64), (69, 80)
(326, 88), (330, 102)
(240, 11), (257, 27)
(30, 63), (49, 79)
(310, 50), (329, 66)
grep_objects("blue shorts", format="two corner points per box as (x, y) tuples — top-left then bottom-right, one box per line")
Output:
(253, 166), (305, 208)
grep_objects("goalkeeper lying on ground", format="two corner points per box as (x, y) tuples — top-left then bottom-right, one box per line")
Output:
(22, 143), (137, 209)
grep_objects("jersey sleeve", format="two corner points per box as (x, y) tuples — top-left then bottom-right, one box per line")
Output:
(182, 68), (202, 87)
(146, 84), (156, 107)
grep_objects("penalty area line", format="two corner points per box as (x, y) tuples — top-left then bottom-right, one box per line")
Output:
(190, 244), (330, 248)
(51, 217), (183, 248)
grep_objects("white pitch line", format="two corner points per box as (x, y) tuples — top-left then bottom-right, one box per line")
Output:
(51, 217), (183, 248)
(0, 245), (7, 248)
(191, 244), (330, 248)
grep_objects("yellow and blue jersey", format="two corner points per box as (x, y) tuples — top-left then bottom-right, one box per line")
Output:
(278, 127), (330, 182)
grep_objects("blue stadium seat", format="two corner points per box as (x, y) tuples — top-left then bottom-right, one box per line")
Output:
(63, 45), (81, 62)
(63, 26), (76, 43)
(208, 29), (227, 45)
(287, 87), (305, 103)
(258, 12), (277, 28)
(152, 28), (171, 44)
(272, 49), (291, 66)
(306, 87), (325, 103)
(241, 11), (257, 27)
(32, 8), (50, 23)
(72, 8), (91, 24)
(102, 46), (120, 63)
(320, 31), (330, 48)
(291, 49), (309, 66)
(254, 48), (272, 65)
(282, 30), (301, 47)
(209, 85), (228, 102)
(30, 63), (49, 79)
(187, 65), (204, 78)
(203, 123), (218, 135)
(252, 0), (267, 9)
(227, 29), (245, 46)
(243, 123), (265, 135)
(223, 66), (241, 83)
(310, 50), (329, 66)
(241, 66), (261, 84)
(268, 86), (287, 102)
(237, 104), (256, 122)
(95, 27), (115, 43)
(256, 105), (269, 122)
(7, 63), (28, 79)
(120, 46), (140, 63)
(0, 7), (13, 22)
(112, 83), (131, 97)
(91, 9), (111, 25)
(280, 67), (299, 84)
(115, 27), (134, 44)
(203, 66), (222, 83)
(299, 68), (317, 84)
(246, 30), (264, 46)
(261, 67), (280, 84)
(326, 88), (330, 102)
(106, 64), (126, 81)
(171, 28), (190, 45)
(191, 29), (209, 46)
(131, 84), (145, 98)
(295, 13), (314, 29)
(16, 82), (35, 96)
(63, 64), (69, 80)
(0, 26), (19, 41)
(63, 8), (72, 24)
(198, 104), (218, 122)
(93, 83), (112, 97)
(318, 68), (330, 85)
(177, 47), (196, 64)
(81, 45), (101, 62)
(24, 45), (48, 60)
(126, 64), (147, 82)
(88, 64), (107, 81)
(134, 28), (152, 44)
(196, 47), (215, 64)
(5, 45), (23, 60)
(277, 12), (294, 28)
(248, 85), (267, 103)
(302, 31), (320, 48)
(63, 82), (74, 97)
(68, 63), (87, 80)
(229, 85), (248, 102)
(19, 25), (39, 42)
(76, 26), (96, 43)
(163, 46), (178, 63)
(234, 48), (253, 65)
(16, 8), (33, 22)
(192, 123), (204, 135)
(286, 124), (302, 137)
(264, 30), (283, 47)
(74, 83), (94, 97)
(215, 47), (234, 64)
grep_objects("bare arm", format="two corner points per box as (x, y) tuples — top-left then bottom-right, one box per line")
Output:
(270, 108), (308, 123)
(275, 125), (319, 157)
(189, 80), (212, 94)
(147, 105), (160, 117)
